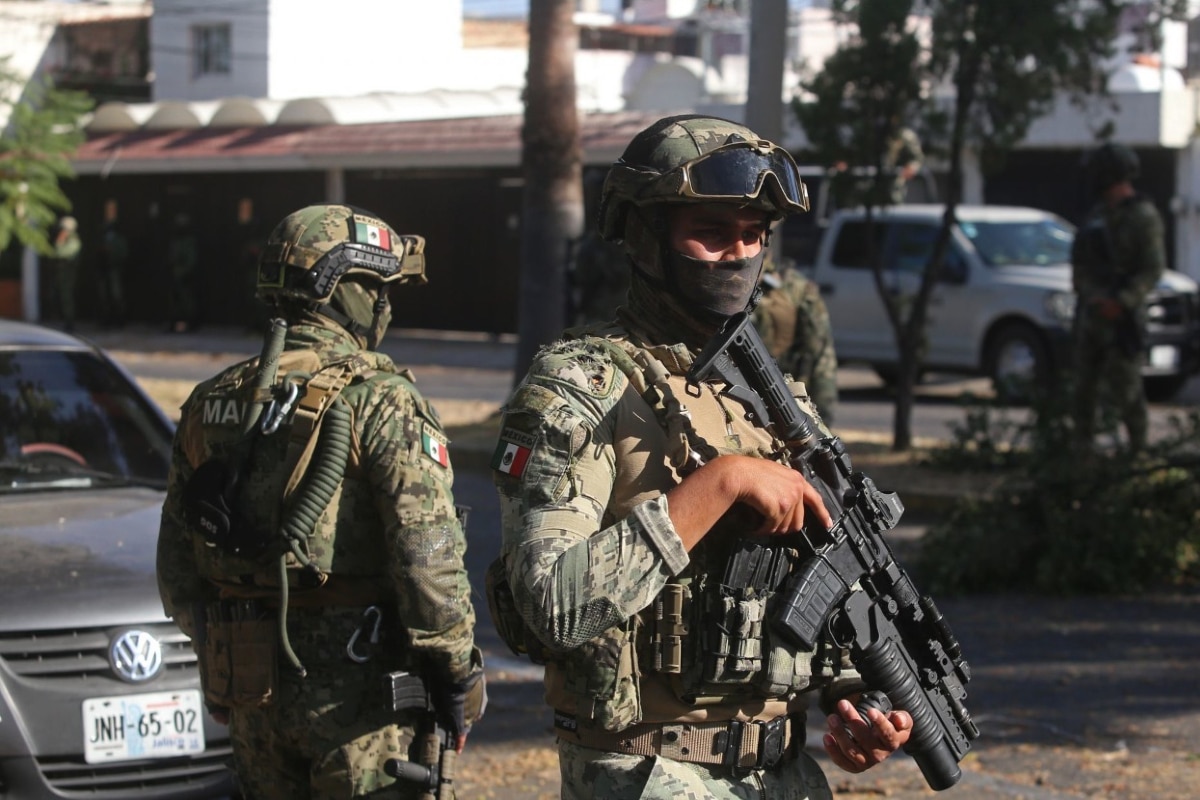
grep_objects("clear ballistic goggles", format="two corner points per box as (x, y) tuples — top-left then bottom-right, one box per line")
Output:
(642, 142), (811, 213)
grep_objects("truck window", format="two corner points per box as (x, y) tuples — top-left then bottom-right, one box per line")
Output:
(958, 218), (1074, 266)
(830, 221), (888, 269)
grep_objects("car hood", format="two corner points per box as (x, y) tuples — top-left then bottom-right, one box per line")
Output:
(0, 487), (171, 630)
(1157, 269), (1199, 293)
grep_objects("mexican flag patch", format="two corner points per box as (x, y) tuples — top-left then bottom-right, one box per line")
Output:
(421, 427), (449, 468)
(491, 427), (535, 477)
(355, 219), (391, 250)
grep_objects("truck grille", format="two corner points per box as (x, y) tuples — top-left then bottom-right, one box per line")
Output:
(0, 623), (196, 680)
(1149, 290), (1199, 329)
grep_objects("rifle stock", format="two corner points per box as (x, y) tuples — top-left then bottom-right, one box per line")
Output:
(687, 312), (979, 791)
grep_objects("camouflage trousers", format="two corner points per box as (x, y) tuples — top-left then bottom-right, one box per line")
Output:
(557, 739), (834, 800)
(1072, 320), (1147, 449)
(226, 606), (428, 800)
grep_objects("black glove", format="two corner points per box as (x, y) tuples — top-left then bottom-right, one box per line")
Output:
(430, 668), (486, 742)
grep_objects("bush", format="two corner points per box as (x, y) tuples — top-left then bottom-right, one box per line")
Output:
(917, 391), (1200, 595)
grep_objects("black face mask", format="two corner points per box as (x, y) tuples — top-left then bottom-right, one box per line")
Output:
(663, 249), (766, 322)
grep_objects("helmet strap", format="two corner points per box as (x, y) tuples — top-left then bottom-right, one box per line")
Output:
(315, 301), (371, 342)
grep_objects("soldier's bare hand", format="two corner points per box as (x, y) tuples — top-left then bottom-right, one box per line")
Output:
(730, 457), (832, 534)
(666, 456), (832, 550)
(823, 698), (913, 774)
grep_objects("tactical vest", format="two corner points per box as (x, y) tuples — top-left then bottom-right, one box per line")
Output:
(182, 347), (406, 595)
(489, 330), (841, 732)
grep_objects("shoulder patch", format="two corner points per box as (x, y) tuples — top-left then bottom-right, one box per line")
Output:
(419, 419), (450, 468)
(533, 339), (624, 398)
(491, 426), (534, 477)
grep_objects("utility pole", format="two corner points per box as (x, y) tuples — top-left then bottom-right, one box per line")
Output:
(516, 0), (584, 381)
(745, 0), (789, 142)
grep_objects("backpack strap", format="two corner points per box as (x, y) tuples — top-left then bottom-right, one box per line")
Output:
(280, 353), (379, 501)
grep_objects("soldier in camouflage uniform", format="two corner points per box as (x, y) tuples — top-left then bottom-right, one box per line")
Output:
(1070, 143), (1165, 452)
(751, 236), (839, 424)
(157, 204), (484, 799)
(490, 116), (911, 799)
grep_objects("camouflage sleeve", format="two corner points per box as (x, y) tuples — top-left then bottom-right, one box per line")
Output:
(493, 342), (690, 653)
(155, 396), (210, 638)
(1115, 200), (1166, 310)
(356, 377), (477, 683)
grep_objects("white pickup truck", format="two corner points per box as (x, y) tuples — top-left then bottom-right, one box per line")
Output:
(801, 204), (1200, 400)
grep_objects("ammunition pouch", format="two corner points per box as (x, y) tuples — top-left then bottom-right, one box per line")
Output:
(702, 538), (796, 686)
(198, 599), (279, 710)
(386, 670), (431, 713)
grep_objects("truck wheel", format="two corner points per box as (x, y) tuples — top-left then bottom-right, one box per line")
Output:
(986, 322), (1050, 403)
(1143, 374), (1188, 403)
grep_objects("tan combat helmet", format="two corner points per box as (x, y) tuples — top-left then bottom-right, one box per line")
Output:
(256, 204), (426, 306)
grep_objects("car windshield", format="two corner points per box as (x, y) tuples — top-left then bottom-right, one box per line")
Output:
(958, 217), (1075, 267)
(0, 348), (173, 492)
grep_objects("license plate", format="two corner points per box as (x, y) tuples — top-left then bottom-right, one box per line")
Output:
(1149, 345), (1179, 369)
(82, 689), (206, 764)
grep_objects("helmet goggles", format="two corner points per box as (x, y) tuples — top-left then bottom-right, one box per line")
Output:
(640, 141), (810, 214)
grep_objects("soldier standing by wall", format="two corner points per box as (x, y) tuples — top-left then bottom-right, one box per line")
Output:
(1070, 143), (1165, 452)
(157, 204), (484, 799)
(166, 212), (199, 333)
(47, 215), (82, 331)
(97, 216), (129, 327)
(490, 115), (910, 799)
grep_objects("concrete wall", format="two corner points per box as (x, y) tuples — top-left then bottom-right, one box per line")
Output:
(152, 0), (463, 101)
(151, 0), (269, 101)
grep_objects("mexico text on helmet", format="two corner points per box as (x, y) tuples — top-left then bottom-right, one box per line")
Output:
(256, 204), (426, 305)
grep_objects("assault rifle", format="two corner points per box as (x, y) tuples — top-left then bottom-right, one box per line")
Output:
(687, 311), (979, 791)
(382, 672), (456, 800)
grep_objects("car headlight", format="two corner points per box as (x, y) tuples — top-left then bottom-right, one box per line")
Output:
(1044, 290), (1076, 325)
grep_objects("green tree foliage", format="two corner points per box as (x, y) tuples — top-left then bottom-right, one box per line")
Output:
(794, 0), (1183, 451)
(917, 392), (1200, 595)
(0, 57), (93, 255)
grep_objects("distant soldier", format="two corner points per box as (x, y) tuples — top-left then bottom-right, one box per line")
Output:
(167, 212), (199, 333)
(47, 215), (82, 331)
(830, 123), (925, 209)
(884, 126), (924, 204)
(571, 227), (630, 326)
(1070, 143), (1165, 452)
(752, 240), (839, 424)
(97, 219), (129, 327)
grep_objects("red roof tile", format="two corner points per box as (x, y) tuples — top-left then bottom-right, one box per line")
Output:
(73, 111), (677, 174)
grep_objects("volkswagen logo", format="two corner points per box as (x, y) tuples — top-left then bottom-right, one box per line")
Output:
(109, 630), (164, 683)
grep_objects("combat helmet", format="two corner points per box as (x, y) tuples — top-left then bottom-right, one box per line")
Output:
(256, 204), (425, 306)
(1086, 143), (1140, 197)
(597, 114), (810, 245)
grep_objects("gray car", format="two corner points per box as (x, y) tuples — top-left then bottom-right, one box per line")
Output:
(0, 320), (234, 798)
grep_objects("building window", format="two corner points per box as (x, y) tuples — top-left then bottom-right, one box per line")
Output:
(192, 24), (231, 78)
